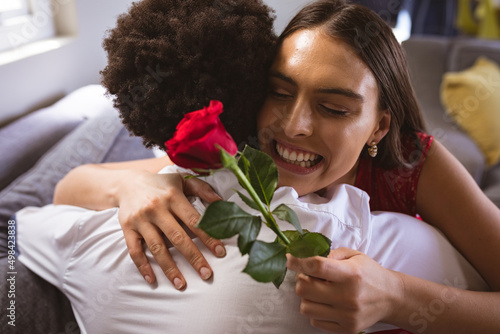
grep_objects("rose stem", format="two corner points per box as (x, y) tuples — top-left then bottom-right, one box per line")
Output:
(228, 164), (291, 245)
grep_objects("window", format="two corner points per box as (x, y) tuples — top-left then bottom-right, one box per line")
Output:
(0, 0), (56, 53)
(0, 0), (30, 21)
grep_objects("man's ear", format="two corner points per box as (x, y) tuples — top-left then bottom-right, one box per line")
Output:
(368, 109), (391, 144)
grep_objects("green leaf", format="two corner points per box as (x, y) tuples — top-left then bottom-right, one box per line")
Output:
(236, 191), (260, 211)
(197, 201), (261, 254)
(272, 268), (287, 289)
(197, 201), (259, 239)
(243, 241), (287, 284)
(238, 145), (278, 206)
(288, 232), (332, 258)
(237, 218), (261, 255)
(275, 230), (306, 247)
(272, 204), (303, 234)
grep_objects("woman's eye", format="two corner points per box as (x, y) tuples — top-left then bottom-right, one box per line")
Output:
(269, 90), (292, 99)
(320, 105), (348, 117)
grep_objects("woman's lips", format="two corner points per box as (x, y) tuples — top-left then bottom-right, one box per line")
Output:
(273, 141), (324, 173)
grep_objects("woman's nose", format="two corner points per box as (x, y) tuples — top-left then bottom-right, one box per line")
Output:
(283, 100), (313, 138)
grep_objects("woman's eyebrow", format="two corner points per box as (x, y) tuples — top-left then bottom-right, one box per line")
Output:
(270, 70), (297, 86)
(316, 87), (365, 102)
(269, 70), (365, 102)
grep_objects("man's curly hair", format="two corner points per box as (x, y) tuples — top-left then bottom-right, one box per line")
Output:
(101, 0), (277, 150)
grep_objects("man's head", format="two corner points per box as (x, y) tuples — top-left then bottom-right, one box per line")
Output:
(101, 0), (277, 150)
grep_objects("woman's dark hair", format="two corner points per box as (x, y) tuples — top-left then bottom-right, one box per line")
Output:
(101, 0), (277, 150)
(279, 0), (425, 168)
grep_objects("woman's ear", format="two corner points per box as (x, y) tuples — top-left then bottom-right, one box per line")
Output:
(368, 109), (391, 144)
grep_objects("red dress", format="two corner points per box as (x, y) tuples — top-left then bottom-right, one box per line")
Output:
(355, 132), (434, 217)
(355, 132), (433, 334)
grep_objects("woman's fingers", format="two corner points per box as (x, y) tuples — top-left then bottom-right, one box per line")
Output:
(118, 172), (227, 287)
(296, 276), (370, 333)
(183, 173), (222, 202)
(155, 215), (214, 282)
(327, 247), (362, 261)
(295, 273), (337, 305)
(287, 248), (362, 281)
(300, 298), (333, 320)
(287, 254), (337, 281)
(309, 318), (344, 333)
(139, 226), (188, 289)
(169, 188), (227, 258)
(289, 248), (397, 332)
(123, 229), (157, 284)
(299, 299), (349, 333)
(301, 296), (369, 333)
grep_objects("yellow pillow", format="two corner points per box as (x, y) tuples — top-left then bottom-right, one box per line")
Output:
(441, 57), (500, 166)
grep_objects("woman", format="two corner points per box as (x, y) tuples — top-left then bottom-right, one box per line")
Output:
(54, 0), (500, 332)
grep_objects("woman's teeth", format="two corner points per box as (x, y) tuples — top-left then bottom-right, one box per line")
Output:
(276, 143), (322, 168)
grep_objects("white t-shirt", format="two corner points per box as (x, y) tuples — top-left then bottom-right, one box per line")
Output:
(16, 167), (488, 334)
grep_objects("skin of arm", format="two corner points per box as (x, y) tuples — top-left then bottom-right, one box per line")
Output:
(53, 156), (226, 289)
(417, 140), (500, 291)
(287, 250), (500, 334)
(287, 139), (500, 333)
(53, 156), (173, 209)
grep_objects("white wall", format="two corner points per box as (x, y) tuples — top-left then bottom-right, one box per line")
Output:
(265, 0), (311, 35)
(0, 0), (134, 125)
(0, 0), (311, 126)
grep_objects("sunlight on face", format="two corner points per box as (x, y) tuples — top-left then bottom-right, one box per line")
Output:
(257, 28), (387, 196)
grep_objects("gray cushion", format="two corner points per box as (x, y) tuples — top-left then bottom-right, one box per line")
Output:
(0, 85), (114, 191)
(102, 126), (153, 163)
(0, 108), (82, 191)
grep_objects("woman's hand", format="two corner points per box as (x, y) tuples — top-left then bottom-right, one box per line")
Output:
(116, 170), (226, 289)
(286, 247), (402, 333)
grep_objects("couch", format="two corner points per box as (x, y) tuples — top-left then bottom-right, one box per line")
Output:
(402, 35), (500, 208)
(0, 85), (155, 333)
(1, 36), (500, 333)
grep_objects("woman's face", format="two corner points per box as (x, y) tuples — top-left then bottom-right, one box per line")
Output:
(257, 28), (390, 196)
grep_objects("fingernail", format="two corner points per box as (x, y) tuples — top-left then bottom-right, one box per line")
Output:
(144, 275), (153, 284)
(174, 278), (184, 290)
(215, 245), (226, 257)
(200, 267), (212, 280)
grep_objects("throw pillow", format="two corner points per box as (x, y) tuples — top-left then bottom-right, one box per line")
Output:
(0, 85), (111, 191)
(441, 56), (500, 166)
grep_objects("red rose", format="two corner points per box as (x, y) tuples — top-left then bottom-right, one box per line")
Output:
(165, 100), (238, 171)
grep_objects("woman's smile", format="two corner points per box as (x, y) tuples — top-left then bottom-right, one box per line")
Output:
(272, 140), (324, 173)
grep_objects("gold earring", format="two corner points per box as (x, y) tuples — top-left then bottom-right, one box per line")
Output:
(368, 142), (378, 158)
